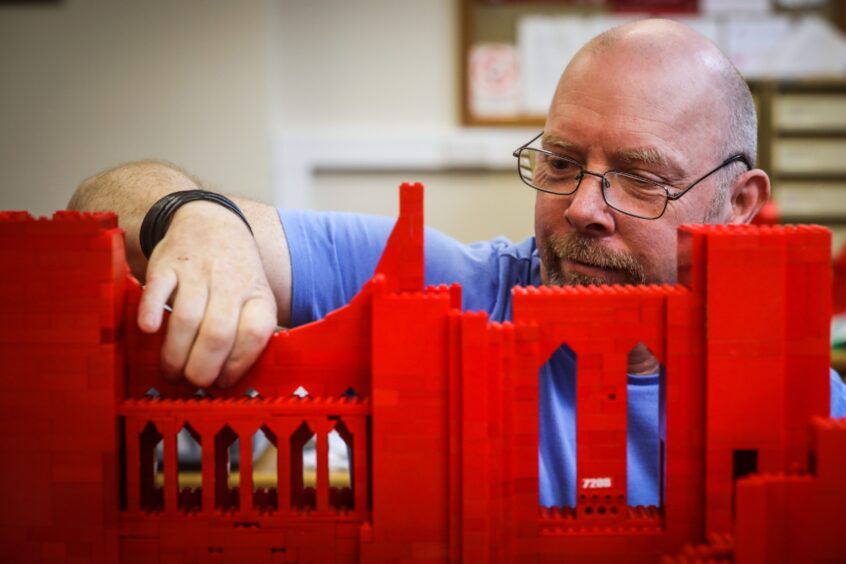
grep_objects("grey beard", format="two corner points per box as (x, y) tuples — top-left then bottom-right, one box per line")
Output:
(543, 233), (646, 287)
(548, 269), (613, 286)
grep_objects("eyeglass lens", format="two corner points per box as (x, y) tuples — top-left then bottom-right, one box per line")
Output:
(518, 148), (667, 219)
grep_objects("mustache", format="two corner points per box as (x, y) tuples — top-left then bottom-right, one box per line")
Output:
(543, 233), (646, 285)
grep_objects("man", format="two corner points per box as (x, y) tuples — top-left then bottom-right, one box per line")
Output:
(69, 19), (846, 507)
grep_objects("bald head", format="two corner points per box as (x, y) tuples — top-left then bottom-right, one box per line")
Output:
(552, 19), (756, 168)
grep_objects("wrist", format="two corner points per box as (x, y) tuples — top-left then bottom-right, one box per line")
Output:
(139, 190), (253, 259)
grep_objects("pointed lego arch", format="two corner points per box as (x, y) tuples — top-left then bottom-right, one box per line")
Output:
(139, 421), (164, 512)
(176, 422), (202, 513)
(537, 342), (579, 509)
(214, 424), (239, 512)
(253, 424), (278, 512)
(625, 341), (665, 513)
(329, 418), (354, 510)
(290, 421), (316, 510)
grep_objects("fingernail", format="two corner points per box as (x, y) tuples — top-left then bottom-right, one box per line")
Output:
(140, 313), (155, 330)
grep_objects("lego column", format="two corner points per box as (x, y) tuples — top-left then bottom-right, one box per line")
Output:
(364, 281), (453, 561)
(783, 226), (831, 464)
(0, 211), (128, 563)
(703, 225), (830, 534)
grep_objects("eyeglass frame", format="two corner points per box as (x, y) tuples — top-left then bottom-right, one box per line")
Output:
(512, 132), (752, 220)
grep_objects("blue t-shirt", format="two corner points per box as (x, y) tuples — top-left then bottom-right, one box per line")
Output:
(279, 209), (846, 507)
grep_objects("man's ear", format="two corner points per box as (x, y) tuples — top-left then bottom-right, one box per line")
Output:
(728, 168), (771, 224)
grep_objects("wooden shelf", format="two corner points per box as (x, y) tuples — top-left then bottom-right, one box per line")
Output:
(775, 173), (846, 182)
(780, 214), (846, 226)
(777, 130), (846, 138)
(464, 115), (544, 128)
(766, 79), (846, 93)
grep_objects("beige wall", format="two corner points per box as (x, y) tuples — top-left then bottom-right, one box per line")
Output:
(273, 0), (458, 131)
(0, 0), (273, 216)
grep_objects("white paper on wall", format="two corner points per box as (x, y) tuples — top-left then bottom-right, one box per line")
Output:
(701, 0), (770, 13)
(764, 16), (846, 78)
(728, 15), (846, 78)
(518, 15), (636, 116)
(725, 15), (792, 77)
(775, 0), (826, 7)
(671, 16), (724, 52)
(469, 43), (522, 118)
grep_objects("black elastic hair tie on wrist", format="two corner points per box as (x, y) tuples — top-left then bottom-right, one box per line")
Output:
(139, 189), (253, 259)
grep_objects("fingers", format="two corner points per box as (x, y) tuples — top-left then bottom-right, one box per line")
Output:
(138, 268), (177, 333)
(152, 282), (276, 389)
(182, 292), (241, 388)
(215, 296), (277, 388)
(160, 281), (208, 382)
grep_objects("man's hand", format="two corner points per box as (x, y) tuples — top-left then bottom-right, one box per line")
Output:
(138, 201), (278, 387)
(68, 161), (293, 389)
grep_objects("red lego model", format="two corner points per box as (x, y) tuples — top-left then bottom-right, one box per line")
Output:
(0, 183), (843, 563)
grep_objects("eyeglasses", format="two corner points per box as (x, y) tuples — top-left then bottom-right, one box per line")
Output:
(513, 132), (751, 220)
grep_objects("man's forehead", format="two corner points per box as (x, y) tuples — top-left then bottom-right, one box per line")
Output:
(552, 39), (724, 129)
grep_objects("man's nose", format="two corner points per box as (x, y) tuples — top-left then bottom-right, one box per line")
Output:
(565, 172), (615, 234)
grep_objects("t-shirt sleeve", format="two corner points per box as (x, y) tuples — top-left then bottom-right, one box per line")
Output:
(278, 209), (535, 327)
(279, 209), (392, 326)
(830, 368), (846, 418)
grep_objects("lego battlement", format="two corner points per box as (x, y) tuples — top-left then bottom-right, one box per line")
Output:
(0, 210), (128, 348)
(119, 395), (371, 415)
(0, 209), (118, 231)
(677, 222), (831, 294)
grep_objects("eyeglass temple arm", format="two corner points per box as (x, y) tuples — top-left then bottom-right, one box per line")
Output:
(512, 131), (545, 158)
(666, 154), (751, 201)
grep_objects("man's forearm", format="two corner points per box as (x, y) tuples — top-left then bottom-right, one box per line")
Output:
(68, 160), (201, 280)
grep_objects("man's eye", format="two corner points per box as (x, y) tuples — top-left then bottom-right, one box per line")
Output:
(545, 156), (578, 174)
(615, 174), (667, 197)
(624, 171), (669, 185)
(627, 175), (655, 186)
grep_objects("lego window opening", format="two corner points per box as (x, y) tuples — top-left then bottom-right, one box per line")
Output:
(329, 419), (353, 510)
(140, 421), (164, 512)
(252, 425), (278, 511)
(177, 423), (202, 513)
(732, 449), (758, 519)
(229, 436), (241, 489)
(625, 342), (665, 514)
(118, 416), (127, 512)
(291, 421), (316, 510)
(214, 425), (239, 512)
(538, 342), (577, 513)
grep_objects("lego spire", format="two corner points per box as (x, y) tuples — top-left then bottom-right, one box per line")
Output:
(373, 182), (424, 293)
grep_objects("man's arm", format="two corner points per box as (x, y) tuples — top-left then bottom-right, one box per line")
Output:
(68, 160), (292, 387)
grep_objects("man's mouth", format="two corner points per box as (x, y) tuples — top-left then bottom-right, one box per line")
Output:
(543, 234), (646, 286)
(561, 257), (623, 283)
